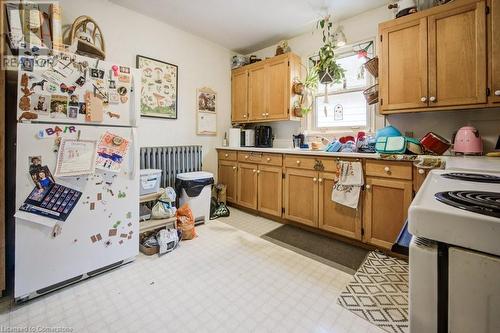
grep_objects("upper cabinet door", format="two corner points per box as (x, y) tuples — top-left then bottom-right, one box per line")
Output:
(248, 65), (267, 121)
(266, 58), (289, 120)
(231, 69), (248, 122)
(380, 18), (428, 112)
(428, 1), (487, 107)
(492, 0), (500, 103)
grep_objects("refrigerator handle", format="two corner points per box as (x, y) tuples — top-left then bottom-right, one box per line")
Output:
(129, 128), (138, 180)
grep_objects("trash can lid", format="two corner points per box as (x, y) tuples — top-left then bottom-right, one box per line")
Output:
(140, 169), (162, 176)
(176, 171), (213, 181)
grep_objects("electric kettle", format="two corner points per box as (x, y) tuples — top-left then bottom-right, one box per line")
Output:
(453, 126), (483, 155)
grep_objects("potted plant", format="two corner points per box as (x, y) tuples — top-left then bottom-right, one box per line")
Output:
(292, 66), (319, 116)
(312, 16), (345, 85)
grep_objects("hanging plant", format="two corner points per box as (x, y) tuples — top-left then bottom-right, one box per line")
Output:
(292, 66), (319, 116)
(312, 16), (345, 85)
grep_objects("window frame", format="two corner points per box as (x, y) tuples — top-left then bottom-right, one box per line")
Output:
(305, 39), (376, 136)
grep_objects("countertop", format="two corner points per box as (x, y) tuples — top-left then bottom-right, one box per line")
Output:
(216, 146), (500, 171)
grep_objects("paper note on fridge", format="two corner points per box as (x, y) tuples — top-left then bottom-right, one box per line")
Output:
(55, 139), (98, 177)
(95, 131), (130, 172)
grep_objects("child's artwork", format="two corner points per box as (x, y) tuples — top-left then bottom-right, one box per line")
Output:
(136, 55), (178, 119)
(95, 132), (129, 172)
(54, 139), (97, 177)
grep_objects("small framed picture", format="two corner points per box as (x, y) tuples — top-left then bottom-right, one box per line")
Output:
(68, 106), (78, 118)
(119, 66), (130, 74)
(31, 94), (50, 114)
(79, 102), (87, 114)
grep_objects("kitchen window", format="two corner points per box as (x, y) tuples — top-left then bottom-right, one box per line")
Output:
(311, 42), (374, 133)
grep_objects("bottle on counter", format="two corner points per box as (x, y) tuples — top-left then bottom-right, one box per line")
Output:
(222, 132), (228, 147)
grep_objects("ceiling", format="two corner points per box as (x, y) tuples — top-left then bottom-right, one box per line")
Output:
(111, 0), (387, 54)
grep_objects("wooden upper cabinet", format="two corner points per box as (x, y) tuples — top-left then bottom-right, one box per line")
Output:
(491, 0), (500, 103)
(380, 18), (428, 112)
(248, 65), (267, 121)
(218, 160), (238, 203)
(257, 165), (282, 217)
(428, 1), (487, 107)
(363, 177), (413, 249)
(237, 162), (258, 209)
(318, 172), (362, 240)
(284, 168), (318, 227)
(266, 57), (289, 120)
(231, 69), (248, 122)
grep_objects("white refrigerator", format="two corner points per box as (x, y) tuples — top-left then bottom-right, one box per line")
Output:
(14, 51), (140, 301)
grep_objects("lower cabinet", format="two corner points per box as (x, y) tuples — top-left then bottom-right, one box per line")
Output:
(218, 160), (238, 203)
(319, 172), (362, 240)
(363, 177), (413, 249)
(237, 162), (258, 209)
(284, 168), (318, 227)
(257, 165), (282, 217)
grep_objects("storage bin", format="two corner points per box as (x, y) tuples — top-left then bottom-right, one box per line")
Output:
(140, 169), (162, 196)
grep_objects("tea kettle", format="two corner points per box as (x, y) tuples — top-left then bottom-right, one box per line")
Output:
(453, 126), (483, 155)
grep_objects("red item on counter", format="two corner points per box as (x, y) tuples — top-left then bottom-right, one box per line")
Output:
(420, 132), (451, 155)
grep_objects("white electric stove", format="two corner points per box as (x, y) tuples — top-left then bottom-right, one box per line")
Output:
(408, 167), (500, 333)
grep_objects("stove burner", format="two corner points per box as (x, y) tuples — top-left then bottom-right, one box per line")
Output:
(435, 191), (500, 218)
(441, 172), (500, 183)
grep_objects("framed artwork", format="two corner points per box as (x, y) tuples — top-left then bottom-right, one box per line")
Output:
(196, 87), (216, 136)
(136, 55), (178, 119)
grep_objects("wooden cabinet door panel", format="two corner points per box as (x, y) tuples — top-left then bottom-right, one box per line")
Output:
(284, 169), (318, 227)
(248, 65), (266, 121)
(363, 177), (412, 249)
(257, 165), (282, 217)
(428, 1), (487, 106)
(231, 70), (248, 122)
(218, 161), (237, 203)
(319, 172), (361, 240)
(380, 18), (428, 111)
(266, 58), (289, 120)
(492, 0), (500, 103)
(237, 162), (258, 209)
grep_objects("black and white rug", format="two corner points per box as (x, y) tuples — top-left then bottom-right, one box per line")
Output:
(337, 251), (409, 333)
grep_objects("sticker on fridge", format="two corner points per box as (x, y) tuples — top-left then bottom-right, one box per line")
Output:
(54, 138), (98, 177)
(95, 132), (130, 172)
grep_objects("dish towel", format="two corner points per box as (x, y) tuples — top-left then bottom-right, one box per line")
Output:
(332, 161), (364, 209)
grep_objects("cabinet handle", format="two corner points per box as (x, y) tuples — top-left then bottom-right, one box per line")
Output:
(366, 184), (371, 190)
(420, 96), (427, 102)
(418, 168), (425, 175)
(266, 157), (271, 162)
(243, 114), (247, 118)
(262, 113), (266, 116)
(429, 96), (437, 102)
(257, 170), (261, 174)
(495, 90), (500, 96)
(318, 178), (323, 183)
(232, 166), (237, 170)
(296, 160), (301, 164)
(384, 166), (391, 173)
(245, 155), (249, 159)
(313, 177), (317, 182)
(252, 169), (256, 173)
(265, 112), (269, 116)
(224, 153), (229, 157)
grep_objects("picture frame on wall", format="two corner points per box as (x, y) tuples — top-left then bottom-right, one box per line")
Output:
(136, 55), (178, 119)
(196, 87), (217, 136)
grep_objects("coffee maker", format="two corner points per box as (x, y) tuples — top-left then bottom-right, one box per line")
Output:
(255, 126), (273, 147)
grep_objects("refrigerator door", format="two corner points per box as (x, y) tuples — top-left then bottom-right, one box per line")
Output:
(14, 123), (139, 300)
(17, 52), (140, 127)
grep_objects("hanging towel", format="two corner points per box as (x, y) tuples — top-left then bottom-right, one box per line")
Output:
(332, 161), (363, 209)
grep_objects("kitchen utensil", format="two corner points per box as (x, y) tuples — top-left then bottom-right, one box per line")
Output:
(420, 132), (451, 155)
(453, 126), (483, 155)
(292, 134), (305, 148)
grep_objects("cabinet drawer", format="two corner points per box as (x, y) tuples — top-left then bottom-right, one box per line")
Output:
(284, 155), (337, 172)
(238, 152), (282, 166)
(365, 160), (412, 180)
(218, 150), (237, 161)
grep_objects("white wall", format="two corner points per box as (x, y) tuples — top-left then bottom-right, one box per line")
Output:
(248, 5), (500, 152)
(60, 0), (232, 175)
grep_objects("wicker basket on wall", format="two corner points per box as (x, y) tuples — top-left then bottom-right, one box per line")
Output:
(363, 84), (379, 105)
(364, 56), (379, 78)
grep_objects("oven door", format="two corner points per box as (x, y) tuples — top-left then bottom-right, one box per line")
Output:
(448, 247), (500, 333)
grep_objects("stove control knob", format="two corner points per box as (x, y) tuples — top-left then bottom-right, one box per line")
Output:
(418, 168), (425, 175)
(495, 90), (500, 96)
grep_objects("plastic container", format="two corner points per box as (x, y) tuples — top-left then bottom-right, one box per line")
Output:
(175, 171), (214, 224)
(140, 169), (162, 196)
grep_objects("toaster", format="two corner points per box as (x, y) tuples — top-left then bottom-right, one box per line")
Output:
(453, 126), (483, 155)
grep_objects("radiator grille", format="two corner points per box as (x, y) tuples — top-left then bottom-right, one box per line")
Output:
(140, 145), (202, 188)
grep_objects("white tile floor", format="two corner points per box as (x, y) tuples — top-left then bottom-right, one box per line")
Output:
(0, 209), (385, 333)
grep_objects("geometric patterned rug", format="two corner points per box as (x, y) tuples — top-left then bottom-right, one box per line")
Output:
(337, 251), (409, 333)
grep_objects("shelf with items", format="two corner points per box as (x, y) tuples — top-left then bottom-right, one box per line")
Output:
(139, 191), (163, 203)
(139, 217), (176, 233)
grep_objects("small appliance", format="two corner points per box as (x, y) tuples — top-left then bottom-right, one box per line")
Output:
(292, 134), (305, 148)
(255, 126), (273, 147)
(453, 126), (483, 155)
(228, 128), (241, 148)
(240, 129), (255, 147)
